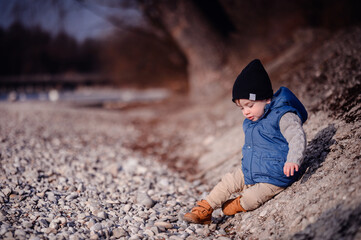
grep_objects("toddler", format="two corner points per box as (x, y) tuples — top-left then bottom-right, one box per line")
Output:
(184, 59), (307, 224)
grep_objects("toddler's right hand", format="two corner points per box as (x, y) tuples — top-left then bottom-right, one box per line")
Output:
(283, 162), (299, 177)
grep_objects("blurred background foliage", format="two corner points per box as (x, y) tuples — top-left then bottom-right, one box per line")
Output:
(0, 0), (360, 96)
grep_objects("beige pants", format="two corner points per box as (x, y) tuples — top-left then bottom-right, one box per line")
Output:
(205, 167), (284, 211)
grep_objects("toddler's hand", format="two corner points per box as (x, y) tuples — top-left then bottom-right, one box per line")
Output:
(283, 163), (299, 177)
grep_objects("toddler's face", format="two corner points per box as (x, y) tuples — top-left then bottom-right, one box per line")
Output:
(235, 99), (271, 121)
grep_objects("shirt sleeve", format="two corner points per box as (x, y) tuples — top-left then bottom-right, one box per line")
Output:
(279, 112), (307, 165)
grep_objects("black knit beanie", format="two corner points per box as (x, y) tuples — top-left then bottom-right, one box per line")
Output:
(232, 59), (273, 102)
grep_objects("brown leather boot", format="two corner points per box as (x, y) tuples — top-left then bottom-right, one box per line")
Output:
(183, 200), (213, 224)
(222, 196), (247, 216)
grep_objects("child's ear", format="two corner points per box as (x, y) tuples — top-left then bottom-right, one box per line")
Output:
(266, 98), (271, 104)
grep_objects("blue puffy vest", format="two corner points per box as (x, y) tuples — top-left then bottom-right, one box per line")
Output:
(242, 87), (308, 187)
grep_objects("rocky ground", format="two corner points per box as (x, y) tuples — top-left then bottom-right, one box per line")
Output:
(0, 103), (230, 240)
(0, 26), (360, 240)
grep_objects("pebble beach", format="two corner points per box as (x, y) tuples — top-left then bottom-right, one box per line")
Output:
(0, 102), (230, 240)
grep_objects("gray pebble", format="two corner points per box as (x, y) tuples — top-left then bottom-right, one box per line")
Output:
(2, 187), (12, 196)
(90, 231), (99, 240)
(144, 229), (155, 237)
(97, 211), (108, 219)
(154, 221), (173, 229)
(15, 229), (26, 236)
(46, 192), (57, 202)
(123, 204), (132, 212)
(169, 236), (184, 240)
(136, 192), (155, 208)
(90, 223), (103, 232)
(112, 227), (128, 238)
(128, 235), (141, 240)
(66, 193), (79, 201)
(4, 232), (14, 238)
(29, 236), (41, 240)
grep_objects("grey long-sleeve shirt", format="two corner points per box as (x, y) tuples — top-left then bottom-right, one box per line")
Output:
(279, 112), (307, 165)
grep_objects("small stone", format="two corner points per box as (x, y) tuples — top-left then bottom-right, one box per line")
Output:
(185, 228), (194, 234)
(42, 227), (57, 234)
(29, 236), (41, 240)
(90, 231), (99, 240)
(154, 221), (173, 229)
(150, 226), (159, 234)
(66, 193), (79, 201)
(4, 231), (13, 238)
(169, 236), (183, 240)
(46, 192), (57, 202)
(36, 191), (45, 198)
(112, 227), (128, 238)
(23, 221), (33, 228)
(47, 213), (55, 221)
(69, 234), (80, 240)
(77, 213), (86, 220)
(0, 226), (9, 235)
(87, 218), (96, 229)
(259, 210), (267, 217)
(129, 235), (141, 240)
(77, 183), (86, 192)
(136, 192), (155, 208)
(1, 187), (11, 196)
(180, 233), (190, 239)
(249, 227), (257, 233)
(123, 204), (132, 212)
(129, 226), (140, 234)
(0, 212), (6, 221)
(133, 216), (144, 223)
(49, 221), (59, 230)
(195, 228), (205, 235)
(97, 211), (108, 220)
(89, 204), (101, 215)
(15, 229), (26, 237)
(144, 229), (155, 237)
(91, 223), (103, 232)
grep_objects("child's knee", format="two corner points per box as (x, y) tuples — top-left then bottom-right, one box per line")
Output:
(240, 192), (264, 211)
(240, 184), (284, 211)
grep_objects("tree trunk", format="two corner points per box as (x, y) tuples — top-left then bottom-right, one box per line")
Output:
(157, 1), (231, 101)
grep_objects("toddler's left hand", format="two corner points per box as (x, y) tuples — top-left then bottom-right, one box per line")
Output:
(283, 163), (299, 177)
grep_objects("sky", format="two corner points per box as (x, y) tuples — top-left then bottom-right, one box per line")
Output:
(0, 0), (143, 42)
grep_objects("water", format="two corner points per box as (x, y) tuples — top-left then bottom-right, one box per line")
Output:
(0, 88), (170, 105)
